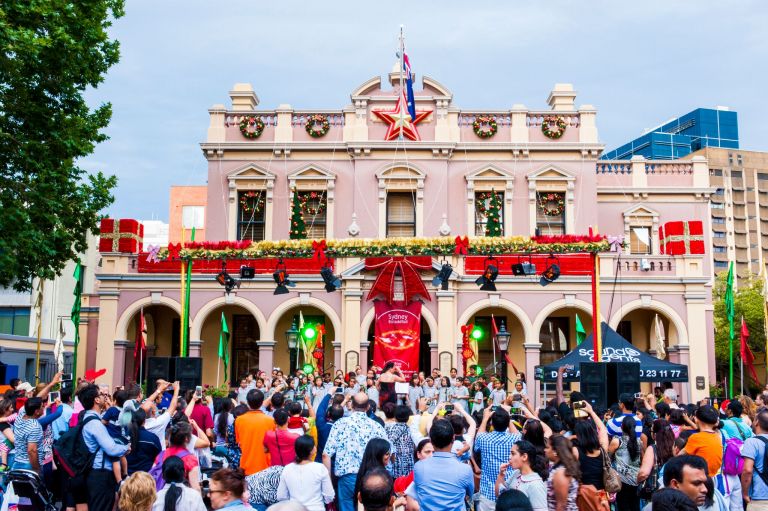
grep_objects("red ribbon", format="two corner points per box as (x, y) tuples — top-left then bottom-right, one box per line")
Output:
(454, 235), (469, 255)
(312, 239), (328, 262)
(167, 243), (181, 260)
(365, 256), (432, 304)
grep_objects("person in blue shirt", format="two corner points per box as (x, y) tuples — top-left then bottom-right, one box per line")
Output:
(606, 393), (643, 439)
(413, 418), (474, 511)
(722, 401), (753, 440)
(51, 388), (74, 440)
(76, 383), (130, 511)
(741, 411), (768, 508)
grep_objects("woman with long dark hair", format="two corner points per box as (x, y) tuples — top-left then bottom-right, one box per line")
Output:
(353, 438), (392, 503)
(545, 434), (580, 511)
(377, 362), (406, 407)
(151, 455), (206, 511)
(637, 419), (675, 494)
(571, 401), (609, 511)
(126, 408), (162, 474)
(495, 440), (548, 511)
(276, 435), (334, 511)
(212, 398), (233, 457)
(608, 415), (642, 511)
(226, 404), (249, 469)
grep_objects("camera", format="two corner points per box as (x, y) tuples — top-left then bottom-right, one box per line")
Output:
(572, 400), (587, 410)
(445, 404), (454, 413)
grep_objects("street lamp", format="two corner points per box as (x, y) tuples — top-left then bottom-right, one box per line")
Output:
(495, 320), (511, 390)
(285, 320), (299, 373)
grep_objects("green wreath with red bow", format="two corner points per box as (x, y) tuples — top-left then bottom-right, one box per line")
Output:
(239, 116), (265, 139)
(472, 115), (498, 139)
(305, 114), (330, 138)
(239, 191), (266, 213)
(538, 192), (565, 216)
(542, 115), (567, 139)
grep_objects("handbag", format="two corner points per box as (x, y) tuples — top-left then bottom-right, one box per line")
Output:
(601, 447), (622, 494)
(577, 484), (610, 511)
(637, 445), (659, 500)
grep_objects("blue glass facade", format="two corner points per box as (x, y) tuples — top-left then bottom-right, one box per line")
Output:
(601, 108), (739, 160)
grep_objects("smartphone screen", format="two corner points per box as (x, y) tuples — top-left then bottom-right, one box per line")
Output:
(195, 385), (203, 398)
(49, 391), (60, 402)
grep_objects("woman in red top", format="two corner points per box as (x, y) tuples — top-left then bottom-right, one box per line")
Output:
(157, 421), (201, 492)
(263, 409), (300, 466)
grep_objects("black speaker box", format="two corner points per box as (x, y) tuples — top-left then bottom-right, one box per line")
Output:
(579, 362), (608, 409)
(173, 357), (202, 391)
(146, 357), (171, 394)
(610, 361), (641, 399)
(579, 361), (641, 410)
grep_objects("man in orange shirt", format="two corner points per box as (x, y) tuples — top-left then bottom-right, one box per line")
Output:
(680, 405), (722, 476)
(235, 389), (275, 475)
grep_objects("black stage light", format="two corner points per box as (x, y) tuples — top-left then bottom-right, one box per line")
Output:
(539, 255), (561, 286)
(216, 270), (240, 294)
(431, 262), (453, 290)
(320, 266), (342, 292)
(475, 257), (499, 292)
(273, 259), (296, 295)
(240, 266), (255, 279)
(511, 263), (537, 276)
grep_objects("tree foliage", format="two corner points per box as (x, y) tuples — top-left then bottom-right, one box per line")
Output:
(713, 271), (767, 364)
(484, 189), (502, 237)
(0, 1), (124, 290)
(289, 190), (306, 239)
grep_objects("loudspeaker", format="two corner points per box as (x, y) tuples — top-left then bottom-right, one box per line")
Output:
(610, 362), (641, 400)
(579, 362), (608, 409)
(173, 357), (202, 392)
(146, 357), (171, 394)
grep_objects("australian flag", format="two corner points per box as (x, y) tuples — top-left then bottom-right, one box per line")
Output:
(403, 53), (416, 121)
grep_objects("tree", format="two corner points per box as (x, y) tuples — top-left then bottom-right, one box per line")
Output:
(0, 1), (124, 291)
(289, 189), (307, 239)
(484, 189), (502, 237)
(713, 271), (766, 389)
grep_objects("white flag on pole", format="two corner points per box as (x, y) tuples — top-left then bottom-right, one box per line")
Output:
(54, 317), (66, 373)
(654, 314), (666, 360)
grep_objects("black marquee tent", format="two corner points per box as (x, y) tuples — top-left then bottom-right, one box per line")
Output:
(534, 322), (688, 383)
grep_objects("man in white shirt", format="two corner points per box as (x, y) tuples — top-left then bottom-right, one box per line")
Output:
(663, 388), (680, 409)
(142, 380), (180, 449)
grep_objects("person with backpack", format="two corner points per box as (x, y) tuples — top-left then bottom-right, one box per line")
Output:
(741, 410), (768, 509)
(152, 455), (206, 511)
(723, 401), (754, 441)
(149, 421), (201, 492)
(77, 383), (130, 510)
(722, 400), (752, 511)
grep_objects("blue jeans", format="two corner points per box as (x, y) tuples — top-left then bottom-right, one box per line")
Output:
(251, 505), (268, 511)
(338, 473), (357, 511)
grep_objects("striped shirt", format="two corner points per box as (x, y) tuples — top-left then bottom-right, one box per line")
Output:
(12, 415), (43, 466)
(606, 413), (643, 438)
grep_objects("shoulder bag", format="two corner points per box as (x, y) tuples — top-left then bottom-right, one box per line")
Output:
(637, 445), (659, 499)
(601, 447), (623, 494)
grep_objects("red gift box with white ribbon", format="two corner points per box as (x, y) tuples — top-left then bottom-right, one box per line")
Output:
(99, 218), (144, 253)
(658, 220), (705, 255)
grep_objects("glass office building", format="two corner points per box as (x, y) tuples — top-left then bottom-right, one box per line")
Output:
(602, 108), (739, 160)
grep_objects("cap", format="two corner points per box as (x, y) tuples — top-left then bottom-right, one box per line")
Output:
(17, 382), (34, 393)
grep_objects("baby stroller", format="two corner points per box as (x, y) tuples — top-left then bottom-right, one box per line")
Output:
(2, 469), (57, 511)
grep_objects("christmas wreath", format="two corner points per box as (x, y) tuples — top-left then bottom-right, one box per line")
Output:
(297, 191), (327, 216)
(472, 115), (498, 139)
(239, 116), (265, 139)
(239, 191), (265, 213)
(541, 115), (567, 139)
(474, 192), (494, 215)
(305, 114), (330, 138)
(537, 193), (565, 216)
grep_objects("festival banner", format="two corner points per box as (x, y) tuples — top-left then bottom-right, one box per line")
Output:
(373, 301), (421, 377)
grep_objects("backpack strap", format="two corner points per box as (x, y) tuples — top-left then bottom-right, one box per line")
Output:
(752, 436), (768, 487)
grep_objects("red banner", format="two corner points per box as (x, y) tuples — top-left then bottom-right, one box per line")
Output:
(373, 301), (421, 378)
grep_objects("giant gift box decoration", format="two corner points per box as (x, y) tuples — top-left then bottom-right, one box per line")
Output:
(658, 221), (705, 255)
(99, 219), (144, 253)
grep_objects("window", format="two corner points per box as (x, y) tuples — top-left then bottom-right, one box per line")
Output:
(539, 317), (570, 367)
(711, 169), (723, 177)
(629, 226), (652, 254)
(181, 206), (205, 229)
(386, 192), (416, 237)
(732, 170), (743, 178)
(710, 203), (724, 209)
(474, 191), (504, 236)
(714, 188), (725, 196)
(713, 232), (726, 238)
(0, 307), (31, 336)
(713, 246), (727, 253)
(714, 261), (729, 269)
(237, 190), (266, 241)
(712, 218), (726, 224)
(297, 191), (327, 239)
(536, 192), (565, 235)
(737, 155), (743, 166)
(758, 173), (768, 181)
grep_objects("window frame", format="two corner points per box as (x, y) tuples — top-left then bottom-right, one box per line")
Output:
(474, 191), (505, 236)
(535, 192), (566, 235)
(297, 190), (327, 239)
(0, 307), (31, 336)
(386, 192), (417, 238)
(181, 205), (205, 230)
(628, 226), (652, 255)
(236, 190), (267, 241)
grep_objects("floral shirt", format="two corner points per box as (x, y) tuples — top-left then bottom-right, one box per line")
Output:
(323, 411), (388, 477)
(226, 422), (241, 469)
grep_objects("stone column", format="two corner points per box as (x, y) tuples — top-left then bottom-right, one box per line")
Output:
(359, 344), (369, 372)
(436, 289), (457, 371)
(257, 340), (276, 374)
(673, 345), (692, 404)
(523, 343), (542, 409)
(113, 340), (130, 388)
(333, 341), (342, 372)
(95, 294), (119, 384)
(189, 339), (203, 358)
(342, 289), (363, 372)
(429, 342), (439, 373)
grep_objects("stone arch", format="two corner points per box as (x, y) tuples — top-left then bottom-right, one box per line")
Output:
(530, 298), (598, 346)
(116, 296), (181, 340)
(265, 297), (342, 343)
(190, 296), (268, 342)
(608, 299), (688, 347)
(359, 302), (438, 342)
(457, 298), (533, 344)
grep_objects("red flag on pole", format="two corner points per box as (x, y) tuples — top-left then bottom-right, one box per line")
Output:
(504, 353), (520, 377)
(491, 314), (500, 337)
(133, 307), (147, 380)
(741, 316), (760, 386)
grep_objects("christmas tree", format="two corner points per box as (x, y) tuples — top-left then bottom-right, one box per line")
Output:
(289, 190), (307, 239)
(485, 189), (502, 237)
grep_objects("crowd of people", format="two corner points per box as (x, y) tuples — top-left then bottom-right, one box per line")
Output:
(1, 364), (768, 511)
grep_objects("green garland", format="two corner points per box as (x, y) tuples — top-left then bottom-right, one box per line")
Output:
(542, 115), (567, 139)
(537, 192), (565, 217)
(297, 191), (326, 216)
(239, 191), (265, 213)
(305, 114), (330, 138)
(239, 116), (265, 139)
(472, 115), (498, 139)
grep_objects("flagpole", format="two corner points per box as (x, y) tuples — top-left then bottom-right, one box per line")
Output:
(139, 306), (144, 388)
(34, 279), (44, 384)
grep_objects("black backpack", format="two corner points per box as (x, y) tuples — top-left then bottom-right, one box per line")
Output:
(53, 415), (100, 477)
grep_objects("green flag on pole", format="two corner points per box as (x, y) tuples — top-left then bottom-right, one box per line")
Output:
(575, 313), (587, 344)
(219, 312), (229, 380)
(71, 261), (82, 383)
(724, 261), (735, 397)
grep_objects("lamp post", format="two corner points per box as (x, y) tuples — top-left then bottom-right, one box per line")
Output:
(285, 320), (299, 374)
(495, 321), (511, 390)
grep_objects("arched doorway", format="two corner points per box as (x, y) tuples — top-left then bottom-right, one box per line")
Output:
(367, 318), (432, 373)
(536, 307), (593, 369)
(272, 306), (336, 376)
(463, 307), (526, 385)
(613, 309), (678, 358)
(124, 304), (180, 385)
(197, 305), (261, 386)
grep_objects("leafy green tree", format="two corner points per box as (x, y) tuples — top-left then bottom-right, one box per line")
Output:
(289, 190), (306, 239)
(713, 271), (767, 388)
(484, 189), (502, 237)
(0, 1), (124, 291)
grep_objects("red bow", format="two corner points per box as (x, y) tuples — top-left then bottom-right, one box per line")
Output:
(84, 368), (107, 382)
(365, 256), (432, 304)
(454, 236), (469, 255)
(167, 243), (181, 260)
(312, 240), (328, 262)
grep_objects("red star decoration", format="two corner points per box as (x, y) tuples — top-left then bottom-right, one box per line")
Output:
(373, 92), (432, 141)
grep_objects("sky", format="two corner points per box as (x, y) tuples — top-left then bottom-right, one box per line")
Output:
(82, 0), (768, 221)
